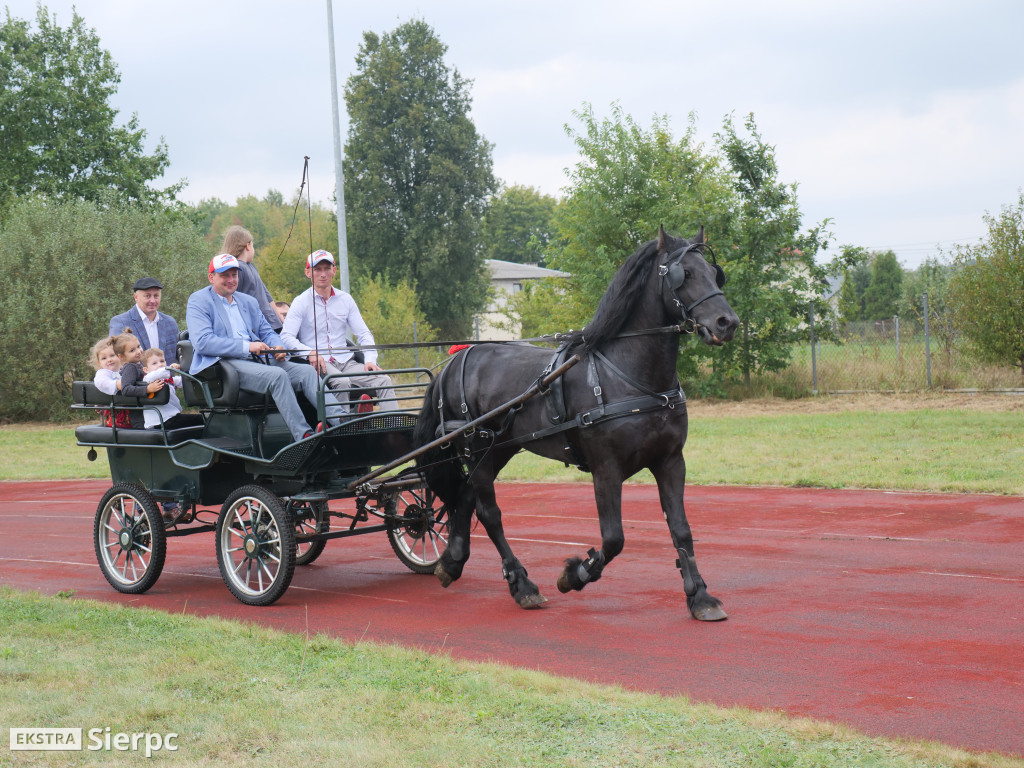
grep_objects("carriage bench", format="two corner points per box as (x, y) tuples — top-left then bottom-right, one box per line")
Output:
(70, 381), (205, 446)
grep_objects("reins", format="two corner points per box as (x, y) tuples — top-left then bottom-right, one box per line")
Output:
(271, 322), (693, 359)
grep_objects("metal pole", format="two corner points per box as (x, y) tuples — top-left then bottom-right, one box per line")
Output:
(413, 321), (419, 371)
(923, 292), (932, 388)
(809, 302), (818, 395)
(326, 0), (350, 293)
(894, 314), (900, 365)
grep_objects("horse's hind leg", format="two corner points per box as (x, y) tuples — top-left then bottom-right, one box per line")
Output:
(557, 473), (624, 594)
(435, 480), (475, 587)
(473, 471), (546, 609)
(651, 453), (727, 621)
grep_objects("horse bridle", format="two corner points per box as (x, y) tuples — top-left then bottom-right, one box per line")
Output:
(658, 243), (726, 331)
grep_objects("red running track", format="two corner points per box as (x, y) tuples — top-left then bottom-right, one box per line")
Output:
(1, 480), (1022, 757)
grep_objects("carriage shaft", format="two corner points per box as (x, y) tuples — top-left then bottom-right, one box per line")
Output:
(347, 354), (581, 490)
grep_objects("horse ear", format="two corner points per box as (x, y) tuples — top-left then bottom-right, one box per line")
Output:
(695, 225), (705, 244)
(657, 225), (668, 251)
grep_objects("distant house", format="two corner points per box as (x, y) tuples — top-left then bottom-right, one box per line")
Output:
(476, 259), (570, 340)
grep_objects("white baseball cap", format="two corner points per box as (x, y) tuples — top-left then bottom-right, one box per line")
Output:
(307, 249), (335, 268)
(209, 253), (240, 273)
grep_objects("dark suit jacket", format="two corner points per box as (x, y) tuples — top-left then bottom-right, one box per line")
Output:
(108, 306), (181, 365)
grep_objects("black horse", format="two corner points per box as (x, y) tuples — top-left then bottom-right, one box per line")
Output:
(413, 227), (739, 620)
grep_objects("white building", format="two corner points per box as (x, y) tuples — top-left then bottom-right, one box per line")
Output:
(476, 259), (570, 340)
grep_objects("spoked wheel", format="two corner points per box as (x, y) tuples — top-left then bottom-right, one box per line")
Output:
(385, 482), (450, 574)
(293, 500), (328, 566)
(216, 485), (295, 606)
(94, 482), (166, 594)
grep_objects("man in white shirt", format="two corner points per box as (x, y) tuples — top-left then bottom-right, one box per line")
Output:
(280, 250), (398, 412)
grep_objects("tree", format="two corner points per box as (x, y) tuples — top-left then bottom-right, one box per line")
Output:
(711, 113), (832, 388)
(548, 103), (735, 334)
(0, 5), (179, 214)
(861, 250), (903, 320)
(948, 192), (1024, 381)
(350, 274), (441, 371)
(201, 192), (339, 303)
(0, 198), (207, 421)
(480, 185), (559, 265)
(836, 249), (871, 322)
(343, 19), (496, 338)
(529, 107), (834, 393)
(900, 256), (959, 361)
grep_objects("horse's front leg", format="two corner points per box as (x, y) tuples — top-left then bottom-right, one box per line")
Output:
(651, 452), (727, 621)
(556, 472), (624, 594)
(472, 469), (547, 609)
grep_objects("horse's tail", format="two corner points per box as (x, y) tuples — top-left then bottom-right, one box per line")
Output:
(413, 375), (465, 507)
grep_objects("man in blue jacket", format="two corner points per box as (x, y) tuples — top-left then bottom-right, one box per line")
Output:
(185, 254), (341, 442)
(109, 276), (181, 365)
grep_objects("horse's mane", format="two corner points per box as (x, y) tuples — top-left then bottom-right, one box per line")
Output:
(563, 238), (664, 352)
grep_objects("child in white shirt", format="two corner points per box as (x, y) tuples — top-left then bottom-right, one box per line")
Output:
(88, 336), (130, 428)
(140, 348), (204, 431)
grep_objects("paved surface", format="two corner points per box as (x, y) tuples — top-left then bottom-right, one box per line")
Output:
(1, 479), (1022, 756)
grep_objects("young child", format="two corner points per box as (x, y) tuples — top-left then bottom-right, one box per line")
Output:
(140, 347), (204, 431)
(112, 332), (164, 397)
(88, 335), (129, 428)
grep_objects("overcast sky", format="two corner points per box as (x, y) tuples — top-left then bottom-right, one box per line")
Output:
(6, 0), (1023, 267)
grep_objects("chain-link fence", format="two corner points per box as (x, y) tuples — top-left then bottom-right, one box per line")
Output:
(788, 297), (1023, 394)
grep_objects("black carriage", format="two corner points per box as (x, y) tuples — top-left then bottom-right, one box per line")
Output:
(71, 336), (448, 606)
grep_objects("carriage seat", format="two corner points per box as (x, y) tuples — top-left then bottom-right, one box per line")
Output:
(176, 337), (273, 410)
(70, 381), (205, 446)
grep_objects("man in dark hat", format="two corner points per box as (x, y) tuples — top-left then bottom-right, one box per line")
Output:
(109, 276), (181, 365)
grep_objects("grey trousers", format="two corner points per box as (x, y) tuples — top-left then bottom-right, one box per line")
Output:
(220, 357), (342, 440)
(323, 358), (399, 411)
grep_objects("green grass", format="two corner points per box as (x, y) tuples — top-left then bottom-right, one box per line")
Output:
(500, 408), (1024, 495)
(0, 423), (108, 481)
(5, 406), (1023, 494)
(2, 588), (1018, 768)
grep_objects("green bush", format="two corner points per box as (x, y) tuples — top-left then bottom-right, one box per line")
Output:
(0, 198), (208, 421)
(350, 273), (445, 374)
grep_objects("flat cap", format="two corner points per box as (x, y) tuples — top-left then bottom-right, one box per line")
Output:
(133, 277), (163, 291)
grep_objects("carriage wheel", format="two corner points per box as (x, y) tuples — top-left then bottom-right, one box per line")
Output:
(94, 482), (166, 594)
(216, 485), (295, 606)
(385, 482), (450, 574)
(293, 500), (328, 566)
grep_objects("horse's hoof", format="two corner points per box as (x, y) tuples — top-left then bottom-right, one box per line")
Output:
(692, 604), (728, 622)
(434, 562), (454, 588)
(517, 592), (548, 609)
(556, 572), (572, 593)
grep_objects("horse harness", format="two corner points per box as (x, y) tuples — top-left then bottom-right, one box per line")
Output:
(434, 343), (685, 472)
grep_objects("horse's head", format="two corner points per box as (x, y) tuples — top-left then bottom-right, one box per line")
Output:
(656, 226), (739, 346)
